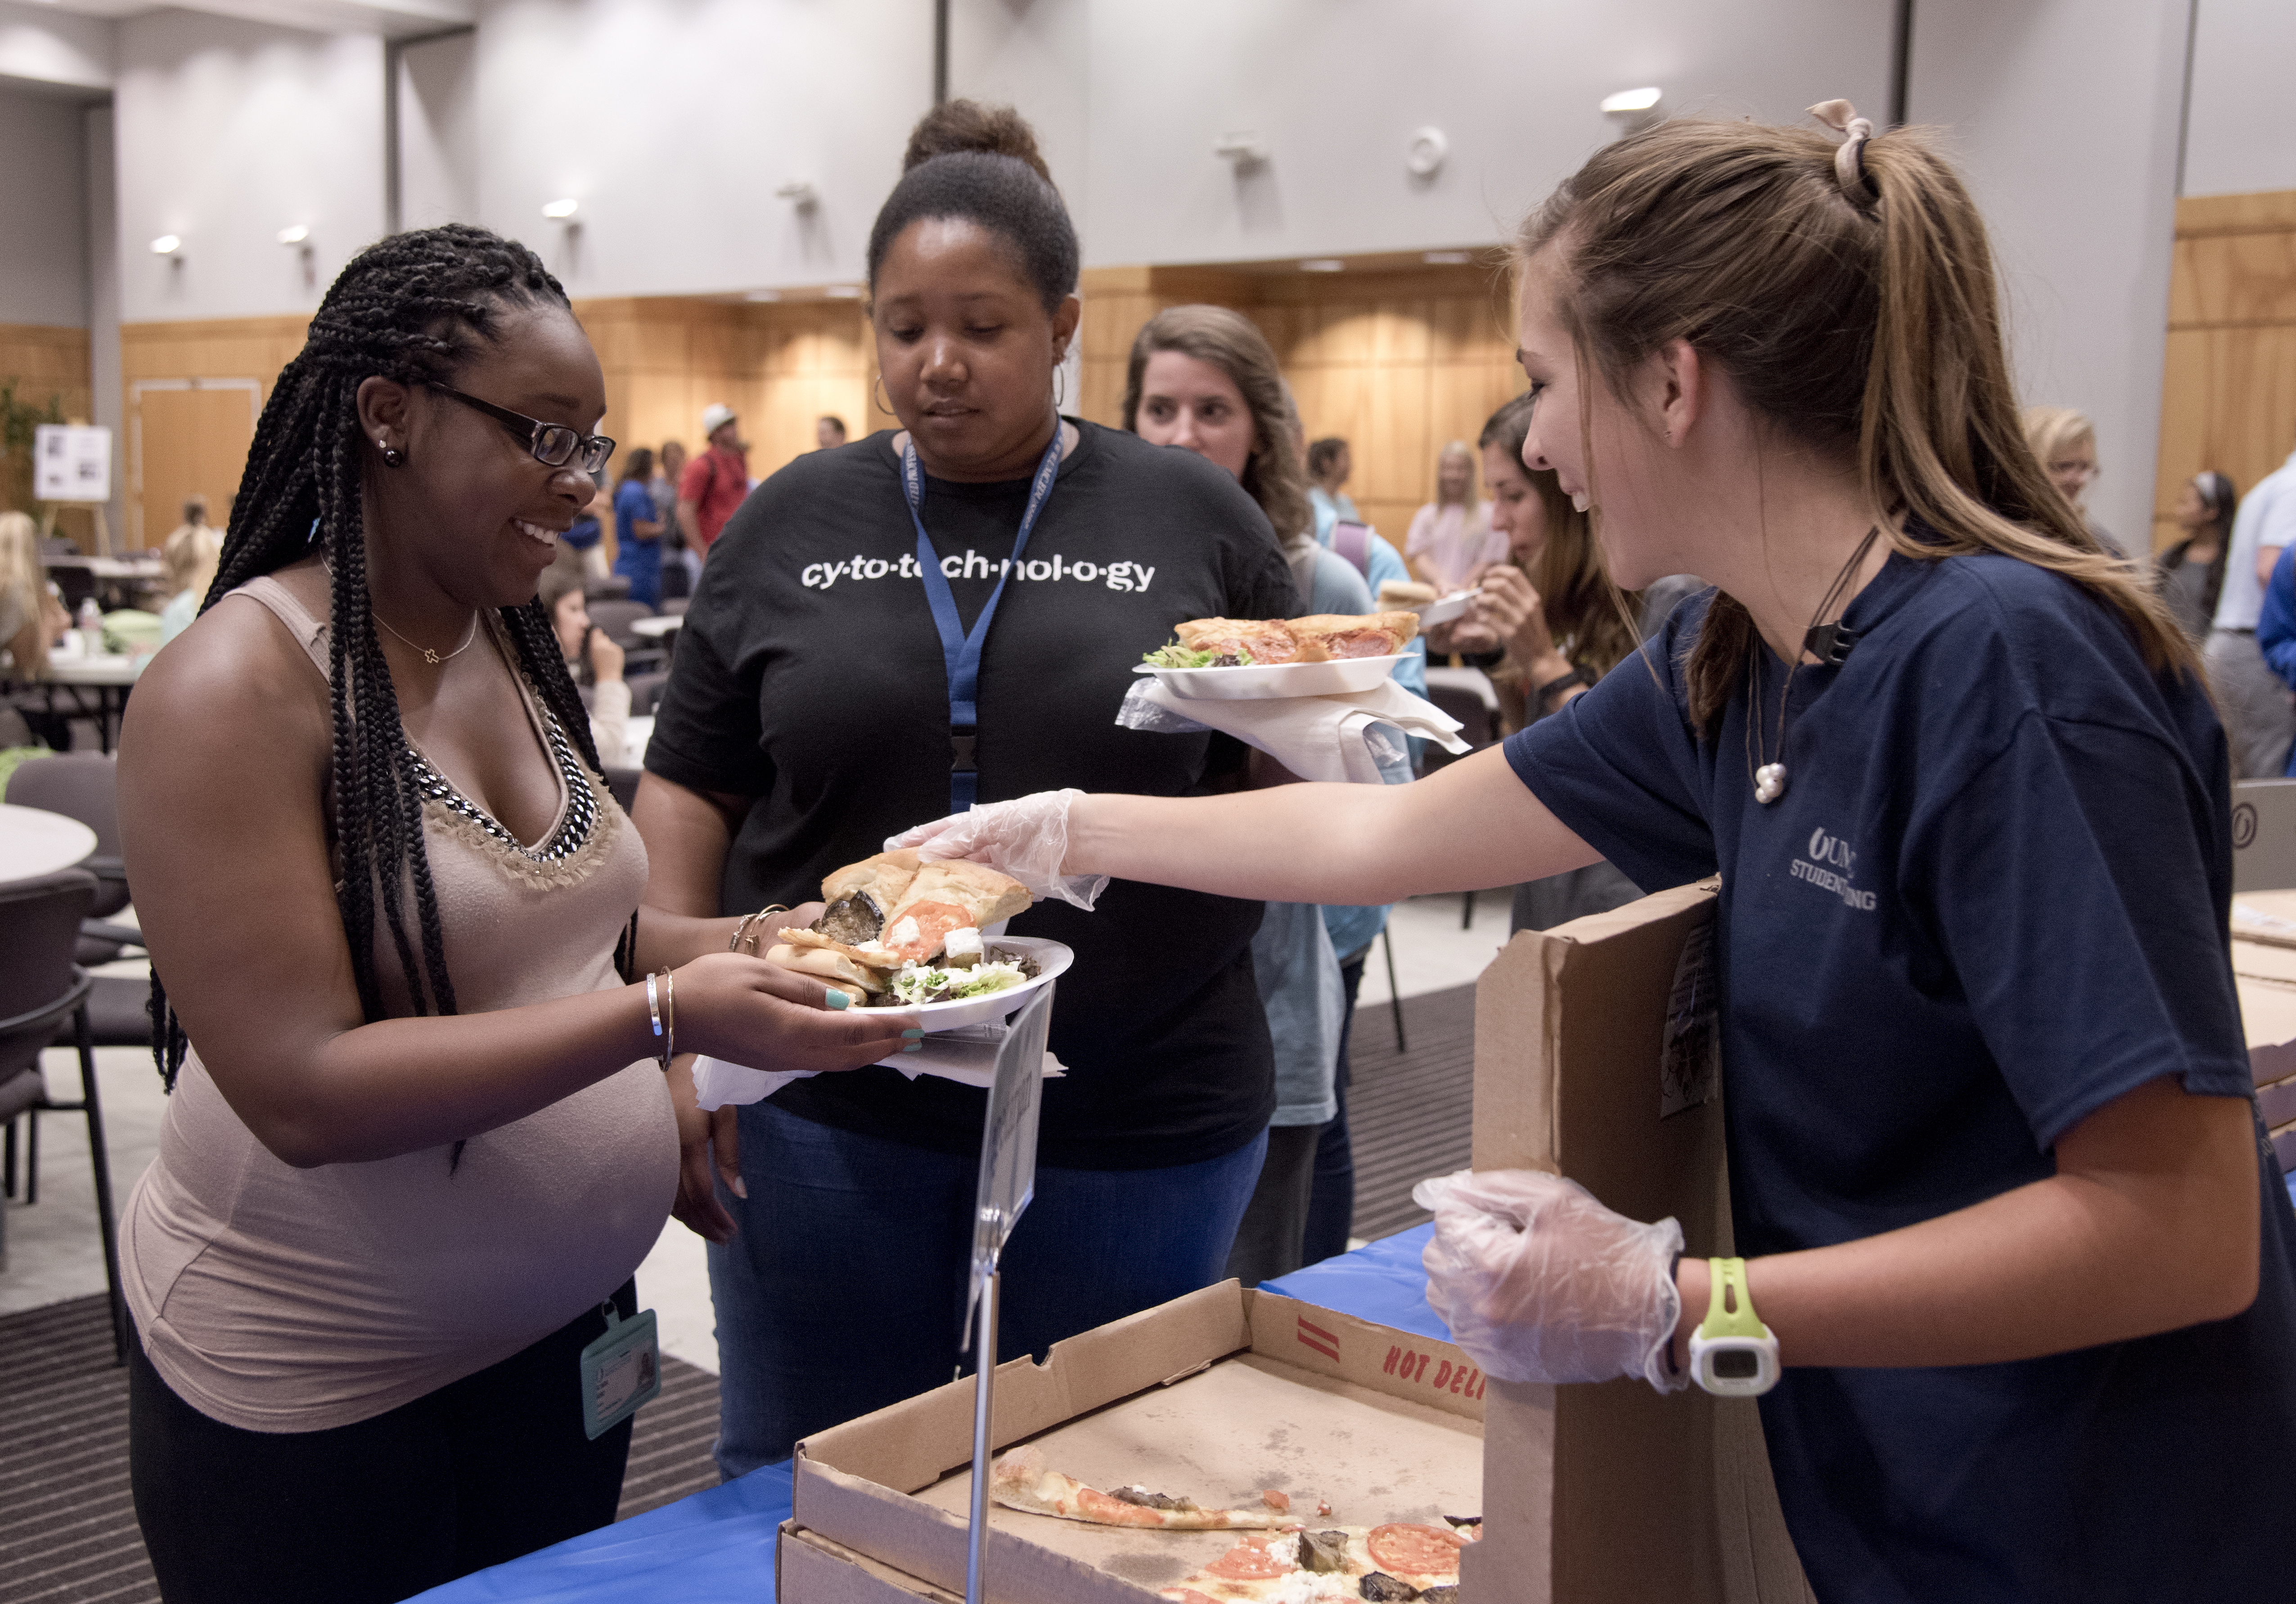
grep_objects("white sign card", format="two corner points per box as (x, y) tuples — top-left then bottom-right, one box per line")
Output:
(33, 425), (112, 503)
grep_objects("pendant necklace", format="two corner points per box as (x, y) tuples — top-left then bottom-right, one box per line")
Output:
(1746, 524), (1882, 805)
(374, 607), (480, 666)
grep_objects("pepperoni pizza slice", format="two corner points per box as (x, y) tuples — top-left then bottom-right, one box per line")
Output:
(988, 1447), (1293, 1531)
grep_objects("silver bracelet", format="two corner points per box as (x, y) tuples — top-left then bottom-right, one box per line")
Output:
(645, 971), (664, 1055)
(661, 966), (677, 1070)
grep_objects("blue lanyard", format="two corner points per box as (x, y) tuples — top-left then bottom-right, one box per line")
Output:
(902, 431), (1063, 810)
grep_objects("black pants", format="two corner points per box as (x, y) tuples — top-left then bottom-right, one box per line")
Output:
(129, 1281), (637, 1604)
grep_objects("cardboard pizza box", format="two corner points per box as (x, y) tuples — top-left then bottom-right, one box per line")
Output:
(785, 1280), (1485, 1603)
(1462, 880), (1814, 1604)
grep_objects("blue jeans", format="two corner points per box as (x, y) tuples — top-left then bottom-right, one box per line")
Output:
(707, 1101), (1267, 1478)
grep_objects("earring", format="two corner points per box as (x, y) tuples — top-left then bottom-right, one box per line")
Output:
(873, 375), (894, 415)
(381, 443), (405, 468)
(1052, 364), (1067, 409)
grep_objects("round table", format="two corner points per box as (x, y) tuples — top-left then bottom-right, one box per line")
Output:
(630, 615), (684, 640)
(0, 801), (98, 886)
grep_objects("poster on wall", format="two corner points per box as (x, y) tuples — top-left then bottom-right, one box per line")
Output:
(34, 424), (112, 503)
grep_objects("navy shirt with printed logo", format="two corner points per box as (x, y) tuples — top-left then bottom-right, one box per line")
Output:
(1506, 545), (2296, 1601)
(647, 422), (1297, 1169)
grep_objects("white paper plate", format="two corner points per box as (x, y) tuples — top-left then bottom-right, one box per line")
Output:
(1132, 654), (1408, 701)
(850, 935), (1073, 1031)
(1417, 590), (1477, 627)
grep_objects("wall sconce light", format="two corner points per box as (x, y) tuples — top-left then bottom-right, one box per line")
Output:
(541, 198), (580, 220)
(1601, 86), (1663, 129)
(823, 284), (863, 299)
(1299, 258), (1345, 274)
(1405, 126), (1448, 179)
(1214, 132), (1270, 171)
(1423, 251), (1472, 266)
(149, 234), (182, 256)
(276, 224), (310, 246)
(774, 180), (819, 211)
(744, 288), (782, 303)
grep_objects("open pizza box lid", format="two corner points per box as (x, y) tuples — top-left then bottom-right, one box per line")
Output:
(1463, 880), (1814, 1604)
(785, 1280), (1486, 1603)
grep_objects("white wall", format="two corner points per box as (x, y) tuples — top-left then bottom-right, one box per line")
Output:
(87, 102), (123, 534)
(396, 27), (477, 229)
(1907, 0), (2190, 555)
(473, 0), (932, 296)
(2183, 0), (2296, 198)
(1062, 0), (1899, 266)
(114, 9), (386, 322)
(0, 83), (91, 328)
(0, 0), (113, 94)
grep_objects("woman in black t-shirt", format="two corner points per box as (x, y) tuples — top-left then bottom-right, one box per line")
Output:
(635, 105), (1297, 1476)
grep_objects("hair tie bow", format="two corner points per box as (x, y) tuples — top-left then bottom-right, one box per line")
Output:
(1809, 99), (1877, 201)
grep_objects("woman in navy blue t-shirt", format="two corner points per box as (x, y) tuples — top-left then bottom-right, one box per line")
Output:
(902, 108), (2296, 1598)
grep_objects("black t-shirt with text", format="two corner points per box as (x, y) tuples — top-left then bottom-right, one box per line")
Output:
(645, 422), (1299, 1168)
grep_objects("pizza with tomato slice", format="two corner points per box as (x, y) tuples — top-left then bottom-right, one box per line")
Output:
(987, 1450), (1475, 1601)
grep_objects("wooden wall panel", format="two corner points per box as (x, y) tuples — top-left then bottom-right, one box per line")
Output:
(121, 315), (309, 548)
(2154, 190), (2296, 551)
(0, 323), (95, 544)
(1076, 261), (1522, 545)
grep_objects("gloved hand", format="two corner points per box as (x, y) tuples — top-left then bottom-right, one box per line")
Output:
(1414, 1168), (1686, 1392)
(887, 789), (1109, 912)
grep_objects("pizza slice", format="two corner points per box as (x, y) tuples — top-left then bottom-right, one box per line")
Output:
(1157, 1523), (1471, 1603)
(1286, 611), (1419, 661)
(988, 1447), (1294, 1531)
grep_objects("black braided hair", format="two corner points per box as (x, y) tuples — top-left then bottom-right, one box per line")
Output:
(152, 224), (630, 1104)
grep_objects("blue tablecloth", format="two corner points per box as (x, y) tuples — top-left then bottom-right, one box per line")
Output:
(411, 1230), (1448, 1604)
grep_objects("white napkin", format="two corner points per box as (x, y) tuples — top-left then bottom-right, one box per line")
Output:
(690, 1022), (1065, 1111)
(1117, 677), (1469, 783)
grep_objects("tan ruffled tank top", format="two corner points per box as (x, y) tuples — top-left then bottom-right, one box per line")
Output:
(121, 575), (677, 1432)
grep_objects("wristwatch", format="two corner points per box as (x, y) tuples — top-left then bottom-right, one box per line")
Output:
(1687, 1257), (1781, 1397)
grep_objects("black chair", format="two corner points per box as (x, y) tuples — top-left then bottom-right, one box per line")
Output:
(5, 752), (141, 963)
(660, 597), (690, 618)
(583, 574), (632, 602)
(1420, 679), (1500, 926)
(626, 670), (670, 719)
(586, 599), (663, 673)
(0, 869), (126, 1361)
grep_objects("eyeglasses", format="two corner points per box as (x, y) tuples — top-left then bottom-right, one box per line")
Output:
(2047, 458), (2101, 485)
(428, 384), (615, 476)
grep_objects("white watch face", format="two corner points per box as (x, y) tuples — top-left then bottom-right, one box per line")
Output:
(1690, 1331), (1781, 1397)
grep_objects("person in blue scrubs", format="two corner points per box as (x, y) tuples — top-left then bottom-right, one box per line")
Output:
(898, 109), (2296, 1598)
(611, 446), (665, 607)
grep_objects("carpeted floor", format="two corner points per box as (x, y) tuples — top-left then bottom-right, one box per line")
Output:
(0, 983), (1479, 1598)
(0, 1293), (722, 1604)
(1345, 982), (1477, 1240)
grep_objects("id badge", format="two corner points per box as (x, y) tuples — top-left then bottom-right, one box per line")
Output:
(578, 1303), (662, 1441)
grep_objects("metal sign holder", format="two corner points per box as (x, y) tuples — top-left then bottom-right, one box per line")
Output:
(962, 979), (1055, 1604)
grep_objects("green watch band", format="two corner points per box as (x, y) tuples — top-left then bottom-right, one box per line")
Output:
(1701, 1257), (1765, 1340)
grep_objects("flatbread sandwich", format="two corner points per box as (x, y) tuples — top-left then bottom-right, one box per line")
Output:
(767, 850), (1040, 1007)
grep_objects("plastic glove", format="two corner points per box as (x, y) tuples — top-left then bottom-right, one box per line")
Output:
(887, 789), (1109, 912)
(1414, 1168), (1686, 1392)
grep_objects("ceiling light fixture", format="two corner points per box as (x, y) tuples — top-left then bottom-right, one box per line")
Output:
(1423, 250), (1472, 266)
(541, 198), (580, 220)
(1406, 127), (1449, 178)
(149, 235), (181, 256)
(1299, 258), (1345, 274)
(277, 224), (310, 246)
(1600, 86), (1662, 115)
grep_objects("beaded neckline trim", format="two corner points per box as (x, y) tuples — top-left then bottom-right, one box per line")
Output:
(405, 697), (598, 868)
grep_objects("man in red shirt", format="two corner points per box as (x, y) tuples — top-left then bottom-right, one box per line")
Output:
(677, 404), (750, 557)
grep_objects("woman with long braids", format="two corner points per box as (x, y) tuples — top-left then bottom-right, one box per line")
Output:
(898, 108), (2296, 1593)
(113, 225), (912, 1603)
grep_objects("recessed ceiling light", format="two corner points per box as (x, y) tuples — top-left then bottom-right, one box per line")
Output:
(824, 284), (863, 299)
(276, 224), (310, 246)
(744, 289), (782, 302)
(1600, 87), (1662, 114)
(149, 235), (181, 256)
(541, 198), (579, 220)
(1423, 250), (1472, 266)
(1300, 258), (1346, 274)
